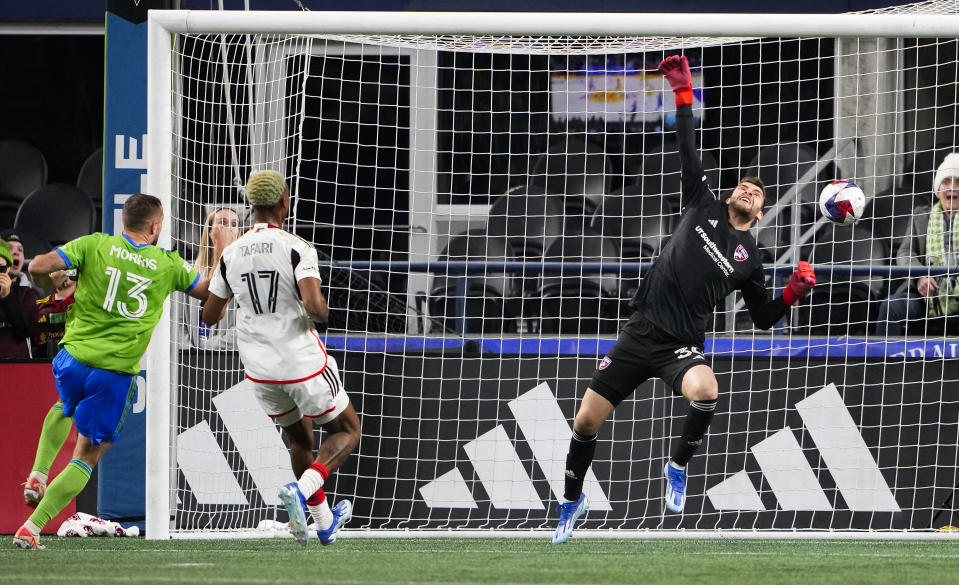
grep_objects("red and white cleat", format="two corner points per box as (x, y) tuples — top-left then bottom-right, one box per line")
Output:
(13, 525), (43, 550)
(23, 474), (46, 508)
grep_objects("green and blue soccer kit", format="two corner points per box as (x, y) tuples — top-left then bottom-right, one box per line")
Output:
(54, 233), (199, 444)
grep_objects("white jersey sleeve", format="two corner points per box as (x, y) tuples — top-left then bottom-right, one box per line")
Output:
(292, 239), (322, 284)
(220, 224), (329, 383)
(208, 259), (233, 299)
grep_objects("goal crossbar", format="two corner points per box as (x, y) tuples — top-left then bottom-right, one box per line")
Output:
(149, 10), (959, 38)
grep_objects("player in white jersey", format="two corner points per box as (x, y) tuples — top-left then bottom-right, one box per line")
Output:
(203, 170), (360, 546)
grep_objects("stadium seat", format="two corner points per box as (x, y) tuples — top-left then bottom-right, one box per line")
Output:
(0, 194), (20, 230)
(591, 184), (676, 261)
(502, 182), (550, 198)
(316, 246), (408, 334)
(0, 227), (51, 260)
(486, 190), (566, 259)
(797, 223), (885, 335)
(428, 230), (518, 334)
(537, 228), (620, 334)
(0, 140), (48, 201)
(76, 148), (103, 227)
(745, 143), (823, 209)
(863, 187), (916, 261)
(530, 136), (611, 215)
(14, 184), (97, 247)
(746, 143), (825, 263)
(754, 208), (806, 264)
(591, 186), (676, 316)
(618, 150), (644, 186)
(641, 139), (720, 203)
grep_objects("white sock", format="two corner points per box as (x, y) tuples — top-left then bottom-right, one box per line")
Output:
(309, 500), (334, 530)
(668, 460), (686, 471)
(297, 468), (325, 499)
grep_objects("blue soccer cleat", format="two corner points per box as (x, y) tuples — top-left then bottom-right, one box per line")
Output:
(277, 482), (310, 546)
(317, 499), (352, 546)
(551, 493), (588, 544)
(664, 462), (687, 513)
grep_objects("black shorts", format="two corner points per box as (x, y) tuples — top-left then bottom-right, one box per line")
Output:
(589, 319), (708, 407)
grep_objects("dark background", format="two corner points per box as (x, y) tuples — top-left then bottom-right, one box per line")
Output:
(0, 1), (915, 21)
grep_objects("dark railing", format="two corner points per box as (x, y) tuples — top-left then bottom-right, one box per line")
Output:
(322, 261), (950, 334)
(328, 261), (953, 279)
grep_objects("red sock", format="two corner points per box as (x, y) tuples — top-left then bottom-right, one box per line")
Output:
(311, 462), (329, 482)
(307, 487), (326, 506)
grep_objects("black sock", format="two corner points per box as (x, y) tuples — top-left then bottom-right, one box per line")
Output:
(670, 399), (717, 467)
(563, 430), (597, 502)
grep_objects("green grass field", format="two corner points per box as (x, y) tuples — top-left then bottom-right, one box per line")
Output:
(3, 537), (959, 585)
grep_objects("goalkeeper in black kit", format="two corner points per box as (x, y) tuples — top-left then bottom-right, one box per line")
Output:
(551, 55), (817, 544)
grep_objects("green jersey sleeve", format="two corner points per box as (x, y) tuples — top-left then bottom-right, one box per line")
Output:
(57, 233), (103, 269)
(171, 250), (201, 293)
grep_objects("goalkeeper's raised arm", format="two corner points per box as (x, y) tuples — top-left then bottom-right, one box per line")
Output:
(660, 54), (711, 209)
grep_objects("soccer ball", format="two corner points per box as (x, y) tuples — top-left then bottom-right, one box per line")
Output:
(819, 180), (865, 226)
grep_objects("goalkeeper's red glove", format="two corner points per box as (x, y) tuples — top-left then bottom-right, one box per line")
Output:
(783, 261), (816, 306)
(658, 54), (694, 107)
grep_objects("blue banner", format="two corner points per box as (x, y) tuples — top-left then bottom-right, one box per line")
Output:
(102, 11), (149, 235)
(97, 372), (146, 524)
(322, 335), (959, 359)
(98, 2), (155, 523)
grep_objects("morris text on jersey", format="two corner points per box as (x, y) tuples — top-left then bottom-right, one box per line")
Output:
(109, 245), (158, 270)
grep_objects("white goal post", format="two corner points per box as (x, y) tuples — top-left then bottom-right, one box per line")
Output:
(147, 7), (959, 540)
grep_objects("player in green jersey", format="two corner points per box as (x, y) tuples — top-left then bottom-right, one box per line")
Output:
(14, 194), (211, 549)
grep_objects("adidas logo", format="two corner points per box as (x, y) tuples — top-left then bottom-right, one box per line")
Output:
(173, 379), (899, 515)
(708, 219), (718, 228)
(707, 383), (900, 512)
(419, 383), (613, 511)
(565, 470), (577, 480)
(176, 379), (296, 506)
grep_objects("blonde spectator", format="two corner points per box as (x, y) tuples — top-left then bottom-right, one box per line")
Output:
(182, 207), (241, 349)
(195, 207), (241, 277)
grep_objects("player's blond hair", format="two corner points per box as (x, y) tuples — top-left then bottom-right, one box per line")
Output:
(245, 170), (288, 207)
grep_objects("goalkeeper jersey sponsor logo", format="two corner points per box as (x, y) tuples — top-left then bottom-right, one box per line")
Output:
(694, 224), (734, 276)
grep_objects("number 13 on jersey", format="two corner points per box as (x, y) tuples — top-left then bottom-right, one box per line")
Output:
(103, 266), (153, 319)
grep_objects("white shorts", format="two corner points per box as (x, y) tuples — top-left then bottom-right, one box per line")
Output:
(252, 355), (350, 427)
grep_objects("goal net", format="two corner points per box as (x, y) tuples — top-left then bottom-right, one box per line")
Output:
(147, 3), (959, 538)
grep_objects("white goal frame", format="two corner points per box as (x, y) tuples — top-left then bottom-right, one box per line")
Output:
(145, 9), (959, 540)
